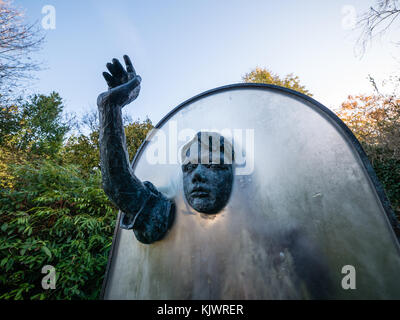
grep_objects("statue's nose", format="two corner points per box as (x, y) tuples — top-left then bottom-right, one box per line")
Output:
(191, 165), (207, 183)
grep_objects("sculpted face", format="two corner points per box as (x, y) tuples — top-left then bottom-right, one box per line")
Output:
(181, 132), (234, 214)
(182, 162), (233, 214)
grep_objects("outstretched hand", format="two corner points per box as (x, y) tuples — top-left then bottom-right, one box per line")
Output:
(98, 55), (141, 108)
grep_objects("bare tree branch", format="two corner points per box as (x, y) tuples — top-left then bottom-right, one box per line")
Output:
(355, 0), (400, 56)
(0, 0), (45, 104)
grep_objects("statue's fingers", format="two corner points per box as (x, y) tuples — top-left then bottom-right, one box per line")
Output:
(126, 75), (141, 92)
(112, 58), (127, 76)
(103, 72), (117, 88)
(106, 62), (119, 78)
(123, 55), (136, 75)
(112, 59), (128, 83)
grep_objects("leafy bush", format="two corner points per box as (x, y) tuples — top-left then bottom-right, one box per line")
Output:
(0, 160), (117, 300)
(364, 144), (400, 220)
(242, 67), (313, 96)
(0, 95), (151, 300)
(337, 93), (400, 222)
(62, 117), (153, 176)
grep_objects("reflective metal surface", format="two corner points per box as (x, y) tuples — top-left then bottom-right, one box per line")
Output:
(103, 84), (400, 299)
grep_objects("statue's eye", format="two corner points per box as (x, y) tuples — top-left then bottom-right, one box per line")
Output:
(183, 164), (197, 172)
(204, 164), (229, 170)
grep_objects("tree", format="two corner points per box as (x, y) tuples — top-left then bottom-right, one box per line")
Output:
(0, 101), (154, 299)
(125, 118), (153, 162)
(356, 0), (400, 55)
(0, 92), (71, 188)
(242, 67), (312, 96)
(62, 115), (153, 176)
(0, 103), (22, 146)
(0, 0), (45, 103)
(15, 92), (71, 157)
(336, 90), (400, 222)
(336, 74), (400, 161)
(337, 94), (400, 157)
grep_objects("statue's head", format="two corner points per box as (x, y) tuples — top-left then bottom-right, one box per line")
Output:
(181, 132), (234, 214)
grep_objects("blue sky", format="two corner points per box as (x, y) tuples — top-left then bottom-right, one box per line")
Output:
(16, 0), (400, 125)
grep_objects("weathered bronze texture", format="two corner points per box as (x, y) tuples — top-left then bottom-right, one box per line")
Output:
(97, 55), (175, 244)
(182, 132), (234, 214)
(97, 56), (235, 243)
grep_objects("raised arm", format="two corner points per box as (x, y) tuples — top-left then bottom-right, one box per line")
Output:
(97, 55), (174, 243)
(97, 55), (150, 218)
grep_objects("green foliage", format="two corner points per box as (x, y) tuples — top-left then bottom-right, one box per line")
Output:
(0, 104), (22, 146)
(0, 92), (70, 188)
(125, 118), (153, 162)
(243, 67), (312, 96)
(0, 160), (117, 300)
(62, 131), (100, 176)
(0, 92), (70, 158)
(0, 105), (24, 188)
(0, 95), (152, 299)
(362, 143), (400, 220)
(16, 93), (70, 157)
(373, 157), (400, 215)
(62, 117), (153, 174)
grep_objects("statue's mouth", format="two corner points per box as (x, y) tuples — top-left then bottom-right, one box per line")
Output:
(190, 186), (210, 198)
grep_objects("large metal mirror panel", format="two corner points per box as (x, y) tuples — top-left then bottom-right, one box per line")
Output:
(103, 85), (400, 299)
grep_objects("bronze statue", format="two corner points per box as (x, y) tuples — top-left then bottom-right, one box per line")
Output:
(97, 55), (234, 244)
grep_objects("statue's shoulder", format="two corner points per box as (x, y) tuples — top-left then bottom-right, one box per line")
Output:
(143, 181), (162, 197)
(131, 181), (175, 244)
